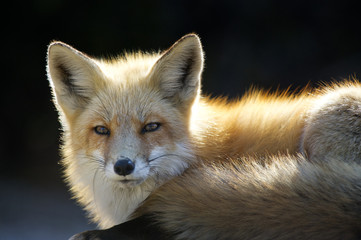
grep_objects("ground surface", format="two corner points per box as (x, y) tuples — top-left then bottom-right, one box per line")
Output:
(0, 177), (96, 240)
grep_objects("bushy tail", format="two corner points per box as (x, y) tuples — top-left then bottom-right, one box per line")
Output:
(139, 155), (361, 240)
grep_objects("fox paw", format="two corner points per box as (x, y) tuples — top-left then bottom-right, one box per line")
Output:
(69, 228), (137, 240)
(69, 230), (103, 240)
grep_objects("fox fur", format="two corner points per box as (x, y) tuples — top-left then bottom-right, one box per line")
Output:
(133, 84), (361, 239)
(48, 34), (361, 239)
(135, 155), (361, 240)
(71, 82), (361, 240)
(301, 82), (361, 163)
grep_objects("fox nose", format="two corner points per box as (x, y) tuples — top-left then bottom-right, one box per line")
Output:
(114, 158), (135, 176)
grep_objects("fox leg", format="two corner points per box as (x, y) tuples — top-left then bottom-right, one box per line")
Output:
(68, 216), (165, 240)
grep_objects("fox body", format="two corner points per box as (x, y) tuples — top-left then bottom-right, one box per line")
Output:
(72, 81), (361, 240)
(134, 84), (361, 239)
(48, 34), (361, 238)
(135, 156), (361, 240)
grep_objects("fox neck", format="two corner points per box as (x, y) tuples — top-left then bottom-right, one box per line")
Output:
(89, 176), (157, 228)
(64, 140), (194, 228)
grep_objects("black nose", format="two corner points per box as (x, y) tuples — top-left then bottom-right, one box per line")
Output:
(114, 158), (135, 176)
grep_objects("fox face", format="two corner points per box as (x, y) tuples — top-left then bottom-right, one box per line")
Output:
(47, 34), (204, 226)
(70, 79), (194, 188)
(48, 35), (203, 188)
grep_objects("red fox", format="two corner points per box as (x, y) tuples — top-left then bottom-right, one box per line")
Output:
(47, 34), (361, 239)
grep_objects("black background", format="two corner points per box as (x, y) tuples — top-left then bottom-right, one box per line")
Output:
(1, 1), (361, 239)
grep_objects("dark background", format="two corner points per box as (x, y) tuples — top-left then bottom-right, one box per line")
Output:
(1, 1), (361, 239)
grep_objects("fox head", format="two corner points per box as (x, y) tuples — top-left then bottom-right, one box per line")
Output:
(47, 34), (203, 190)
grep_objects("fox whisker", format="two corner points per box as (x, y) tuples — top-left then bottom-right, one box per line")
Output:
(148, 154), (183, 162)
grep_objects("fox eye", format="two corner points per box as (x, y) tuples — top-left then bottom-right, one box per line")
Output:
(142, 122), (161, 133)
(94, 125), (110, 135)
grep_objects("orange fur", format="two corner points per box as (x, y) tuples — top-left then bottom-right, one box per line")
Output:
(191, 90), (314, 160)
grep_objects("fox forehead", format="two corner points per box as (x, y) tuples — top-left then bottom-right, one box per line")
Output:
(80, 53), (170, 122)
(96, 52), (160, 84)
(86, 85), (173, 125)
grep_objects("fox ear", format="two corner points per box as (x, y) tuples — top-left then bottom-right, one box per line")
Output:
(150, 34), (204, 109)
(47, 42), (102, 116)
